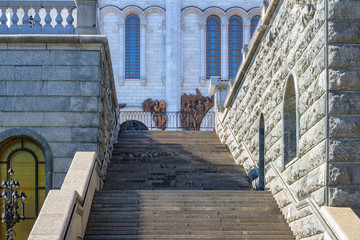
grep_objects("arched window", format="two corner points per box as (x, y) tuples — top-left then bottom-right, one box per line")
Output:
(206, 15), (221, 79)
(283, 75), (298, 166)
(258, 114), (265, 190)
(228, 15), (243, 79)
(125, 14), (140, 79)
(0, 138), (46, 239)
(250, 15), (260, 38)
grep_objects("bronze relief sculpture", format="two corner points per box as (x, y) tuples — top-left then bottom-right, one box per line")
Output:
(181, 89), (214, 131)
(142, 98), (167, 130)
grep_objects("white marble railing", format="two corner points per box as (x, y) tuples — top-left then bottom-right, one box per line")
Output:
(0, 0), (77, 34)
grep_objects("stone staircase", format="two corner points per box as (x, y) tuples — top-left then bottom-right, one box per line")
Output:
(84, 131), (295, 240)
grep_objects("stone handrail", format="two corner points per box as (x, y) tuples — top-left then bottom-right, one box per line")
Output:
(0, 0), (77, 34)
(216, 114), (360, 240)
(28, 152), (104, 240)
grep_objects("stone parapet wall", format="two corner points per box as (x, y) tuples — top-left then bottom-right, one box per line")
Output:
(326, 0), (360, 214)
(0, 35), (118, 189)
(216, 0), (329, 238)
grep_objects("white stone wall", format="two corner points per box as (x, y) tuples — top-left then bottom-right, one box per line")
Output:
(99, 0), (261, 109)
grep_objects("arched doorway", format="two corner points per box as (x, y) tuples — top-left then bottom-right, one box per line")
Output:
(120, 120), (149, 131)
(0, 138), (46, 239)
(258, 114), (265, 190)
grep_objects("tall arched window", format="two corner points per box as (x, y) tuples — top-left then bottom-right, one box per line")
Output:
(206, 15), (221, 79)
(283, 75), (298, 166)
(0, 138), (46, 239)
(250, 15), (260, 38)
(228, 15), (243, 79)
(258, 114), (265, 190)
(125, 14), (140, 79)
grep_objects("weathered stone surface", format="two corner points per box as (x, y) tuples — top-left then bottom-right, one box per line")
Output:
(49, 142), (98, 158)
(329, 187), (360, 208)
(329, 140), (360, 162)
(274, 189), (292, 208)
(329, 68), (360, 91)
(329, 45), (360, 68)
(328, 20), (360, 44)
(70, 97), (98, 111)
(289, 214), (324, 239)
(300, 94), (326, 136)
(329, 162), (353, 186)
(71, 127), (98, 142)
(292, 164), (326, 199)
(329, 91), (360, 115)
(48, 51), (100, 66)
(53, 157), (72, 173)
(298, 118), (326, 156)
(2, 112), (44, 127)
(328, 0), (360, 20)
(0, 66), (14, 80)
(283, 140), (326, 185)
(15, 66), (42, 80)
(329, 116), (360, 138)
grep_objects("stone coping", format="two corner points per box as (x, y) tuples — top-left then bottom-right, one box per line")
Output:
(223, 0), (280, 111)
(0, 34), (118, 107)
(321, 207), (360, 240)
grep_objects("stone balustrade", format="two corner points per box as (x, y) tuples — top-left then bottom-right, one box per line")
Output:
(0, 0), (77, 34)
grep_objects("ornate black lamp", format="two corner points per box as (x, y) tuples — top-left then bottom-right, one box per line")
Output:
(1, 168), (27, 240)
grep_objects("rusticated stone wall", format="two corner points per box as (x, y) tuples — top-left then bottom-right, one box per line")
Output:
(215, 0), (360, 239)
(0, 36), (119, 189)
(327, 0), (360, 215)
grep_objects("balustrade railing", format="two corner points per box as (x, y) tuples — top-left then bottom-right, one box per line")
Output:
(0, 0), (77, 34)
(119, 111), (215, 131)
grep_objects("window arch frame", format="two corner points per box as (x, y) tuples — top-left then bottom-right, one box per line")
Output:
(228, 15), (243, 79)
(250, 15), (261, 38)
(125, 14), (141, 79)
(206, 15), (221, 79)
(282, 73), (300, 167)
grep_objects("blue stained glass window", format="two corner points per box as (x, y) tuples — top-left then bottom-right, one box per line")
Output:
(125, 14), (140, 79)
(206, 15), (221, 79)
(228, 15), (243, 79)
(250, 15), (260, 38)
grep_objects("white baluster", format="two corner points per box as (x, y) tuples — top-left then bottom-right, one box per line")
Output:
(54, 7), (64, 33)
(30, 7), (42, 33)
(65, 7), (75, 34)
(21, 6), (31, 32)
(9, 7), (20, 34)
(42, 7), (52, 33)
(0, 7), (8, 34)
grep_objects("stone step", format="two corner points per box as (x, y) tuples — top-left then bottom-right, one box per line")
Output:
(84, 131), (294, 240)
(84, 234), (295, 240)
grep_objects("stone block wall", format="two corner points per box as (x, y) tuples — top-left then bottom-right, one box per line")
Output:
(327, 0), (360, 214)
(0, 36), (118, 189)
(216, 0), (328, 238)
(216, 0), (360, 238)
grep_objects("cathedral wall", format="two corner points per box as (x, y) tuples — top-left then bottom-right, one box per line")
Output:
(216, 0), (328, 238)
(100, 1), (261, 108)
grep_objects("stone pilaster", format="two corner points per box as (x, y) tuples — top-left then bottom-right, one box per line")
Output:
(221, 23), (229, 79)
(166, 0), (182, 111)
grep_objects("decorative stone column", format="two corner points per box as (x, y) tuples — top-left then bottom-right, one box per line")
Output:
(243, 22), (251, 45)
(118, 21), (125, 86)
(221, 23), (229, 80)
(140, 22), (147, 85)
(199, 23), (206, 84)
(166, 0), (182, 112)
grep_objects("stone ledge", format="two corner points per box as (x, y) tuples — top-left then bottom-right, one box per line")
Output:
(321, 206), (360, 240)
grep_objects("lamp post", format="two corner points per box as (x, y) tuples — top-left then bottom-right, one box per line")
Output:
(1, 168), (27, 240)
